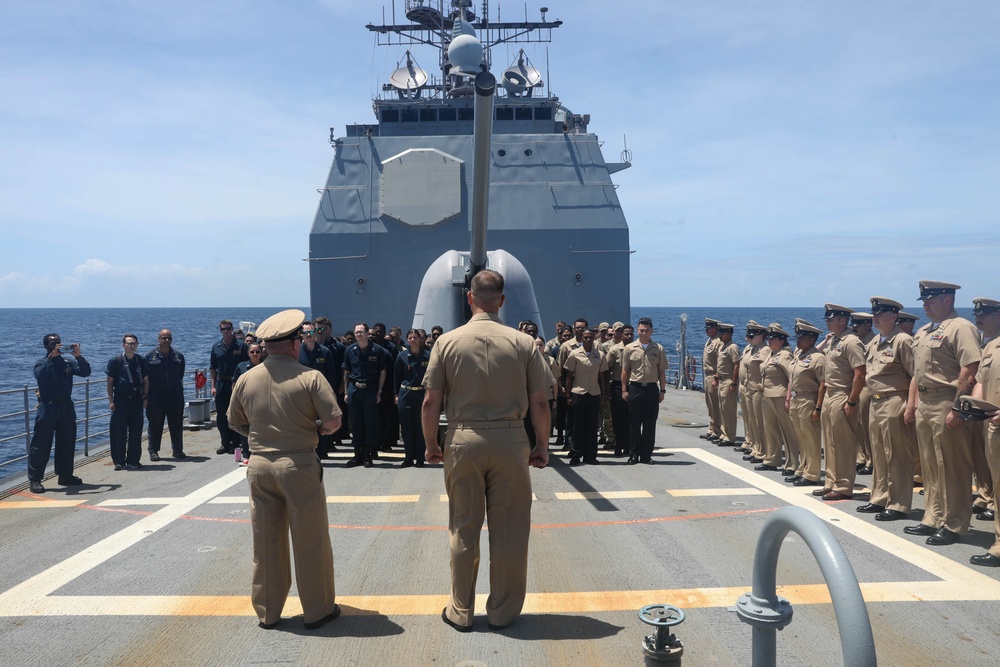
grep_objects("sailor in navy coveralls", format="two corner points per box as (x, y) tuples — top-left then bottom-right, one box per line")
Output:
(394, 329), (430, 467)
(342, 323), (390, 468)
(210, 320), (249, 455)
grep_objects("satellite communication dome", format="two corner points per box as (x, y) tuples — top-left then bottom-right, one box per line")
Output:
(448, 34), (483, 75)
(390, 52), (428, 91)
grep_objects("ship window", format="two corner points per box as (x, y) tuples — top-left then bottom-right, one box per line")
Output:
(515, 107), (532, 120)
(381, 109), (400, 123)
(420, 108), (437, 122)
(495, 107), (514, 121)
(458, 108), (474, 121)
(402, 109), (418, 122)
(534, 107), (553, 120)
(439, 108), (457, 121)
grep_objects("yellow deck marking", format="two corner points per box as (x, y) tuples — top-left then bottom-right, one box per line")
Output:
(667, 488), (764, 497)
(3, 447), (1000, 619)
(98, 498), (183, 506)
(326, 495), (420, 503)
(0, 500), (88, 509)
(439, 494), (538, 501)
(554, 491), (653, 500)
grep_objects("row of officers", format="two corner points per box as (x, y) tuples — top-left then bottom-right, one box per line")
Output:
(700, 280), (1000, 569)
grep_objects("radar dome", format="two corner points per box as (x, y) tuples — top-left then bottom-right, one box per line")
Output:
(448, 34), (483, 75)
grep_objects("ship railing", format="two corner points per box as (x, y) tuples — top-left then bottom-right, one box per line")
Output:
(0, 369), (213, 474)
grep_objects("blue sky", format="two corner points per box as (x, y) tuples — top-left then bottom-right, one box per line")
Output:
(2, 0), (998, 310)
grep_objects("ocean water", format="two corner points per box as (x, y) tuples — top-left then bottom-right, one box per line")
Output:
(0, 305), (967, 478)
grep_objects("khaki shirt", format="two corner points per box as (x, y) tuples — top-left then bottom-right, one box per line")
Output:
(565, 346), (607, 396)
(857, 330), (876, 346)
(622, 340), (668, 383)
(762, 347), (793, 398)
(865, 327), (914, 394)
(976, 338), (1000, 408)
(824, 332), (866, 393)
(746, 345), (770, 392)
(715, 341), (739, 380)
(423, 312), (551, 422)
(739, 344), (753, 389)
(557, 339), (583, 369)
(790, 346), (826, 395)
(703, 336), (722, 375)
(606, 341), (626, 381)
(228, 355), (341, 454)
(544, 354), (560, 400)
(912, 311), (981, 391)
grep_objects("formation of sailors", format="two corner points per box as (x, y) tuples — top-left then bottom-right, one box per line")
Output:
(701, 280), (1000, 568)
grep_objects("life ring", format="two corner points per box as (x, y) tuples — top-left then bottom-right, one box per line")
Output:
(684, 357), (697, 382)
(194, 371), (207, 390)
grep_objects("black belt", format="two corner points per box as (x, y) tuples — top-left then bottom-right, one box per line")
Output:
(872, 390), (907, 400)
(630, 381), (658, 387)
(400, 385), (424, 391)
(917, 385), (951, 394)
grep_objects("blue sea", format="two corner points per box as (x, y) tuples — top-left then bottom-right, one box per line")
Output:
(1, 305), (966, 479)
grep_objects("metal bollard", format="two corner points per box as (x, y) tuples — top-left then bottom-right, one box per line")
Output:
(638, 604), (685, 666)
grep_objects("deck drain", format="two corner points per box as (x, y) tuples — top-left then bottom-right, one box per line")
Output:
(196, 546), (217, 553)
(230, 509), (246, 515)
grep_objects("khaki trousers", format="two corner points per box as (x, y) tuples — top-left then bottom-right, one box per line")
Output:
(247, 451), (336, 625)
(972, 423), (995, 510)
(705, 382), (722, 437)
(985, 425), (1000, 557)
(868, 394), (914, 512)
(751, 390), (767, 459)
(718, 380), (738, 443)
(443, 426), (532, 627)
(740, 387), (755, 450)
(915, 394), (975, 534)
(763, 395), (798, 469)
(822, 392), (860, 494)
(857, 387), (873, 466)
(790, 396), (822, 482)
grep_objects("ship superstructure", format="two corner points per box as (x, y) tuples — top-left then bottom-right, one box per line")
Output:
(308, 0), (632, 334)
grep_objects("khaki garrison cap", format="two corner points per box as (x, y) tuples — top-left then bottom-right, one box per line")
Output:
(255, 309), (306, 342)
(767, 324), (790, 339)
(824, 304), (852, 320)
(598, 322), (610, 331)
(918, 280), (960, 301)
(795, 321), (822, 336)
(717, 322), (735, 332)
(954, 396), (1000, 422)
(973, 298), (1000, 316)
(897, 311), (920, 323)
(870, 297), (903, 314)
(705, 318), (720, 327)
(612, 321), (626, 330)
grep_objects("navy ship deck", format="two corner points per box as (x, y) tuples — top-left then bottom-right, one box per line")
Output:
(1, 387), (998, 666)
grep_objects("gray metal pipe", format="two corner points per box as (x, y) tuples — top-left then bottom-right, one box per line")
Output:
(741, 506), (877, 667)
(469, 70), (496, 275)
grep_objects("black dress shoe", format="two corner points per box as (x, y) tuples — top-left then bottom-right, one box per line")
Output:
(173, 451), (187, 459)
(734, 446), (746, 452)
(749, 457), (763, 464)
(875, 509), (908, 521)
(856, 503), (885, 514)
(857, 466), (873, 475)
(972, 504), (988, 515)
(781, 468), (795, 476)
(794, 478), (820, 487)
(114, 464), (125, 471)
(970, 553), (1000, 567)
(926, 527), (960, 546)
(57, 475), (83, 486)
(640, 458), (654, 465)
(304, 604), (341, 630)
(569, 457), (583, 466)
(627, 456), (638, 465)
(717, 440), (735, 447)
(441, 608), (472, 633)
(584, 459), (600, 465)
(400, 460), (414, 468)
(699, 434), (711, 440)
(754, 464), (778, 471)
(811, 487), (832, 496)
(29, 480), (45, 493)
(258, 620), (279, 629)
(742, 455), (754, 461)
(978, 509), (996, 521)
(148, 451), (160, 462)
(784, 475), (802, 484)
(216, 446), (230, 455)
(363, 458), (373, 469)
(903, 524), (937, 536)
(344, 458), (362, 468)
(415, 461), (425, 468)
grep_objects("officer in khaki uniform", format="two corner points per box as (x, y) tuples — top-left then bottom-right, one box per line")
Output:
(971, 298), (1000, 523)
(621, 317), (668, 464)
(742, 323), (769, 462)
(713, 323), (740, 446)
(702, 319), (723, 441)
(902, 281), (981, 545)
(422, 270), (551, 632)
(857, 297), (915, 521)
(852, 312), (877, 475)
(786, 321), (825, 486)
(565, 329), (608, 465)
(606, 324), (632, 457)
(758, 326), (797, 472)
(817, 304), (867, 500)
(897, 312), (920, 336)
(967, 297), (1000, 566)
(228, 309), (342, 630)
(599, 321), (621, 450)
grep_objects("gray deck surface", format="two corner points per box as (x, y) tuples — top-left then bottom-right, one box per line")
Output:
(1, 387), (999, 666)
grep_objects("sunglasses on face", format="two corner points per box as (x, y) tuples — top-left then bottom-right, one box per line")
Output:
(301, 331), (315, 337)
(249, 350), (261, 354)
(220, 327), (233, 332)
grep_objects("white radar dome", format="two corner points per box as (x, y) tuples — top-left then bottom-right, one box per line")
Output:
(448, 34), (484, 75)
